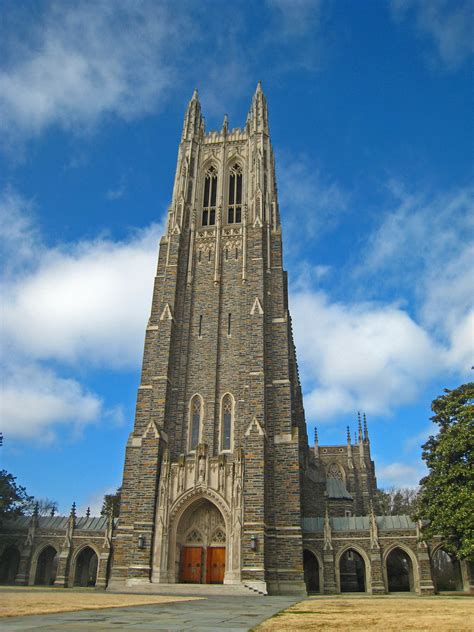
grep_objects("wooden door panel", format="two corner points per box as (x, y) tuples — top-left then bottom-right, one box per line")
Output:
(206, 547), (225, 584)
(180, 547), (202, 583)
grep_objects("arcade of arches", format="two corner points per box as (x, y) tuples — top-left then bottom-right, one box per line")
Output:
(74, 547), (99, 587)
(34, 546), (59, 586)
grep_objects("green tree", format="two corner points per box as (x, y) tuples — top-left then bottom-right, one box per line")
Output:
(374, 487), (418, 516)
(0, 469), (34, 525)
(101, 487), (121, 518)
(415, 382), (474, 560)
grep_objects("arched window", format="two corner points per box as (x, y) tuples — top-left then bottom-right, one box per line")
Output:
(228, 163), (242, 224)
(202, 166), (217, 226)
(221, 394), (233, 451)
(189, 395), (202, 451)
(327, 463), (344, 481)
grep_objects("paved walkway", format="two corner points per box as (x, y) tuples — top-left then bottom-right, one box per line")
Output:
(0, 595), (298, 631)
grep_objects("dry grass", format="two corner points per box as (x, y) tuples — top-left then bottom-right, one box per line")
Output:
(254, 595), (474, 632)
(0, 586), (201, 618)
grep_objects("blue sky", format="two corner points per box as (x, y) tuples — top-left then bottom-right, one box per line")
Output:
(0, 0), (472, 514)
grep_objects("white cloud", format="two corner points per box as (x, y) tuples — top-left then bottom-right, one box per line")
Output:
(277, 154), (348, 252)
(0, 188), (164, 440)
(2, 222), (163, 369)
(0, 2), (190, 139)
(377, 461), (426, 488)
(391, 0), (474, 70)
(360, 183), (474, 375)
(0, 361), (102, 442)
(291, 288), (441, 419)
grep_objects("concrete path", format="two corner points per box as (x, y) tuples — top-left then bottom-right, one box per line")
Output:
(0, 595), (298, 631)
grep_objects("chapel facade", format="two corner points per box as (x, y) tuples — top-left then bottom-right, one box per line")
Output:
(1, 86), (472, 596)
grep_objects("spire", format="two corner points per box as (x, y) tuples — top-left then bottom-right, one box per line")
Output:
(314, 426), (319, 447)
(346, 426), (351, 444)
(70, 501), (76, 520)
(363, 413), (369, 442)
(86, 507), (91, 518)
(357, 411), (363, 443)
(182, 89), (203, 140)
(248, 81), (269, 134)
(222, 113), (228, 135)
(33, 501), (39, 518)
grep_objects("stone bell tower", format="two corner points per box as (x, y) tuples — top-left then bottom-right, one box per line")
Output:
(109, 83), (309, 595)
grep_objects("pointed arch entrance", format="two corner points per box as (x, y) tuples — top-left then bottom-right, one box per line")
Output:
(178, 499), (226, 584)
(432, 548), (463, 592)
(34, 545), (59, 585)
(303, 549), (321, 593)
(386, 547), (414, 592)
(339, 548), (366, 592)
(0, 546), (20, 584)
(74, 546), (99, 587)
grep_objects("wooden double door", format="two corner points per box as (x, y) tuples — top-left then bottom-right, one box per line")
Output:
(180, 546), (225, 584)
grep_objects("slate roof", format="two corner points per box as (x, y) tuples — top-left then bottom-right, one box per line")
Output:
(1, 515), (114, 531)
(301, 514), (416, 533)
(326, 478), (353, 500)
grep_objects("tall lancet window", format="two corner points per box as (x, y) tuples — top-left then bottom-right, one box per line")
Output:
(221, 394), (233, 451)
(202, 166), (217, 226)
(189, 395), (203, 451)
(228, 163), (242, 224)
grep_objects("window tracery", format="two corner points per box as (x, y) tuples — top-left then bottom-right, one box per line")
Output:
(211, 528), (226, 544)
(227, 163), (242, 224)
(189, 395), (202, 451)
(186, 529), (203, 544)
(221, 394), (233, 451)
(202, 166), (217, 226)
(327, 463), (344, 481)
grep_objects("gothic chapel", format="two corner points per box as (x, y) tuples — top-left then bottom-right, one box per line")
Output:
(109, 83), (309, 595)
(1, 85), (471, 596)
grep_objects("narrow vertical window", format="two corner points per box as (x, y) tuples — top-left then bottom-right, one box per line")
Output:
(225, 248), (228, 261)
(235, 247), (238, 259)
(198, 250), (202, 262)
(227, 313), (232, 336)
(190, 395), (202, 451)
(203, 166), (217, 226)
(221, 394), (233, 451)
(198, 314), (203, 337)
(228, 163), (242, 224)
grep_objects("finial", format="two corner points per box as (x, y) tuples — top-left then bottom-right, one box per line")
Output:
(357, 411), (363, 442)
(70, 501), (76, 518)
(346, 426), (351, 444)
(314, 426), (319, 446)
(222, 113), (228, 133)
(33, 501), (39, 517)
(50, 507), (56, 517)
(363, 413), (368, 441)
(86, 507), (91, 518)
(256, 80), (262, 93)
(191, 88), (199, 101)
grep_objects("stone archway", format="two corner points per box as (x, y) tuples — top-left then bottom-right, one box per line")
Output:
(303, 549), (320, 593)
(34, 545), (59, 585)
(339, 548), (367, 592)
(0, 546), (20, 584)
(386, 547), (414, 592)
(73, 546), (99, 587)
(177, 499), (226, 584)
(432, 548), (463, 592)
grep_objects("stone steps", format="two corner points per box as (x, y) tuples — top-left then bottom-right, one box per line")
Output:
(108, 582), (265, 597)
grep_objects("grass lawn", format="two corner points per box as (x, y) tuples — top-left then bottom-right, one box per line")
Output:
(0, 586), (201, 618)
(254, 594), (474, 631)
